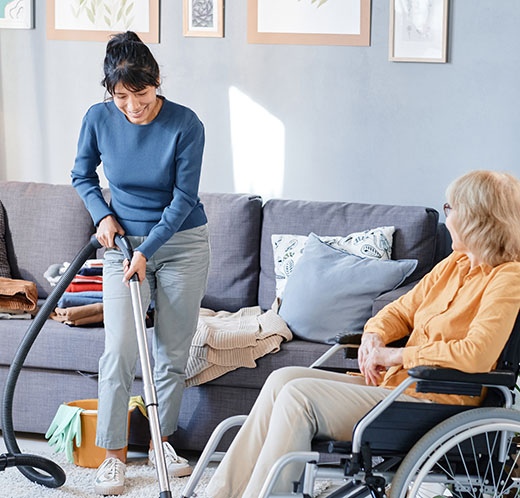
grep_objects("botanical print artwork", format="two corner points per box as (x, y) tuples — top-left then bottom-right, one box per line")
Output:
(0, 0), (32, 28)
(391, 0), (447, 61)
(191, 0), (214, 28)
(54, 0), (149, 32)
(399, 0), (434, 41)
(1, 0), (23, 20)
(69, 0), (134, 29)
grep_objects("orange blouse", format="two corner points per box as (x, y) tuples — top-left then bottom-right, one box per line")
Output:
(364, 251), (520, 405)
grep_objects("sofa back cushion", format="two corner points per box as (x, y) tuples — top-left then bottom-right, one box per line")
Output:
(0, 182), (95, 298)
(259, 199), (439, 310)
(199, 193), (262, 311)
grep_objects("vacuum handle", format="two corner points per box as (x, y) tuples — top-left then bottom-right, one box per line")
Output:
(114, 234), (134, 261)
(91, 234), (138, 281)
(114, 234), (140, 283)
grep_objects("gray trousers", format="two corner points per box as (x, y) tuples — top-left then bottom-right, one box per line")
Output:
(206, 366), (428, 498)
(96, 225), (210, 449)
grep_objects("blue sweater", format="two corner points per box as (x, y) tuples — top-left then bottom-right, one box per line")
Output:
(71, 98), (207, 260)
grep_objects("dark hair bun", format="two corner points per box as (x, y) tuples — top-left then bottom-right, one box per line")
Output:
(102, 31), (160, 94)
(106, 31), (143, 54)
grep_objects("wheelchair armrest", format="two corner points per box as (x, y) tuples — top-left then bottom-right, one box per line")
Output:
(334, 332), (362, 345)
(408, 366), (517, 388)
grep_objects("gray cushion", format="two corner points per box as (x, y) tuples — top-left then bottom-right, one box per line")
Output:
(278, 233), (418, 343)
(0, 182), (95, 298)
(199, 193), (262, 312)
(0, 200), (11, 278)
(259, 199), (439, 310)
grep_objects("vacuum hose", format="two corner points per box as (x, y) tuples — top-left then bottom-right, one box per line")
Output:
(1, 235), (103, 487)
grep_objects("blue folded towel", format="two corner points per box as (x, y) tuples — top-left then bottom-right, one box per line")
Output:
(57, 291), (103, 308)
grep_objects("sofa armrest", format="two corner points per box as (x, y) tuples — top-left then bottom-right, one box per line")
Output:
(372, 280), (420, 316)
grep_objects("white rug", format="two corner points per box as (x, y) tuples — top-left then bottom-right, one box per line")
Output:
(0, 450), (332, 498)
(0, 450), (209, 498)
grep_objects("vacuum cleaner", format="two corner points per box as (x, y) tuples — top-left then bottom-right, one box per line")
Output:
(1, 234), (173, 498)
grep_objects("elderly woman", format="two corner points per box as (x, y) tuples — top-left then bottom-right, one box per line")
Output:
(205, 170), (520, 498)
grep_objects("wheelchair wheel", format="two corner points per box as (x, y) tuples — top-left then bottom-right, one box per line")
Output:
(389, 408), (520, 498)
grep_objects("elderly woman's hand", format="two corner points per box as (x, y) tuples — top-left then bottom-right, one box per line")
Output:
(359, 333), (404, 386)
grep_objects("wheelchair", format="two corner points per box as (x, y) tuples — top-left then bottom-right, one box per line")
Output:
(181, 312), (520, 498)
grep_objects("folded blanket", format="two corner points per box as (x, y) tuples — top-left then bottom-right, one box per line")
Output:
(186, 307), (292, 387)
(71, 275), (103, 284)
(0, 277), (38, 311)
(65, 282), (103, 293)
(83, 259), (103, 268)
(57, 291), (103, 308)
(78, 267), (103, 277)
(52, 303), (103, 322)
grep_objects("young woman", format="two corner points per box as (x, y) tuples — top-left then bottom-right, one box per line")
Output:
(205, 170), (520, 498)
(71, 31), (210, 496)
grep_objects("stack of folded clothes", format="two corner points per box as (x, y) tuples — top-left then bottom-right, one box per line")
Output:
(45, 260), (104, 327)
(0, 277), (38, 319)
(56, 259), (103, 309)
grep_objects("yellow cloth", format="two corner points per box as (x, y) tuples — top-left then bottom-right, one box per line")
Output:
(365, 251), (520, 405)
(129, 395), (148, 419)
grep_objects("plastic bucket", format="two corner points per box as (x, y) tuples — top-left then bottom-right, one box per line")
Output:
(66, 399), (135, 468)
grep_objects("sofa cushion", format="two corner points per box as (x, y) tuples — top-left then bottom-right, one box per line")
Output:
(199, 193), (262, 312)
(0, 200), (11, 278)
(0, 182), (95, 298)
(278, 233), (417, 343)
(259, 199), (439, 310)
(271, 226), (394, 299)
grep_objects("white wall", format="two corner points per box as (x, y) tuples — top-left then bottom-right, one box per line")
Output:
(1, 1), (519, 212)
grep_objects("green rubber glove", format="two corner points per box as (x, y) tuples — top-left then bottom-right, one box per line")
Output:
(45, 404), (84, 463)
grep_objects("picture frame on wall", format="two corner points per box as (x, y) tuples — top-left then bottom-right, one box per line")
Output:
(0, 0), (33, 29)
(47, 0), (160, 43)
(247, 0), (371, 47)
(389, 0), (449, 62)
(183, 0), (224, 38)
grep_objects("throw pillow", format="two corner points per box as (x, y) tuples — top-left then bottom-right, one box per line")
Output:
(272, 225), (394, 299)
(0, 200), (11, 278)
(278, 233), (417, 344)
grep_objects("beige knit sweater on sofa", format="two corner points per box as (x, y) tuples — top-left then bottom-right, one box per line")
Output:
(186, 306), (292, 387)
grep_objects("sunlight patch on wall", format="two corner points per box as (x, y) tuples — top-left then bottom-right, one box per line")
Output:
(229, 86), (285, 201)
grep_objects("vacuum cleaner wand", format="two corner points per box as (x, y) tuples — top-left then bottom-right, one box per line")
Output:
(114, 235), (172, 498)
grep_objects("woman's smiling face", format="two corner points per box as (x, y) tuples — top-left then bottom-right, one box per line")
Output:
(112, 83), (158, 125)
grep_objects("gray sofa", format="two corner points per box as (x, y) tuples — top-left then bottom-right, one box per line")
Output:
(0, 181), (449, 451)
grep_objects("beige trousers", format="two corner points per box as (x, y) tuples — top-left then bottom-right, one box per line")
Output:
(205, 366), (427, 498)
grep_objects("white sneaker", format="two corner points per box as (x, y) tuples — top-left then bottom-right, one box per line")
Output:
(148, 441), (193, 478)
(94, 457), (126, 496)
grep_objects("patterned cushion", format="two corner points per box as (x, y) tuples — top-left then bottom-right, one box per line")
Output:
(272, 226), (394, 299)
(0, 200), (11, 278)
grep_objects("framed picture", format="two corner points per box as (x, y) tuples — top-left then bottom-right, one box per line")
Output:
(183, 0), (224, 38)
(247, 0), (371, 47)
(47, 0), (160, 43)
(389, 0), (449, 62)
(0, 0), (33, 29)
